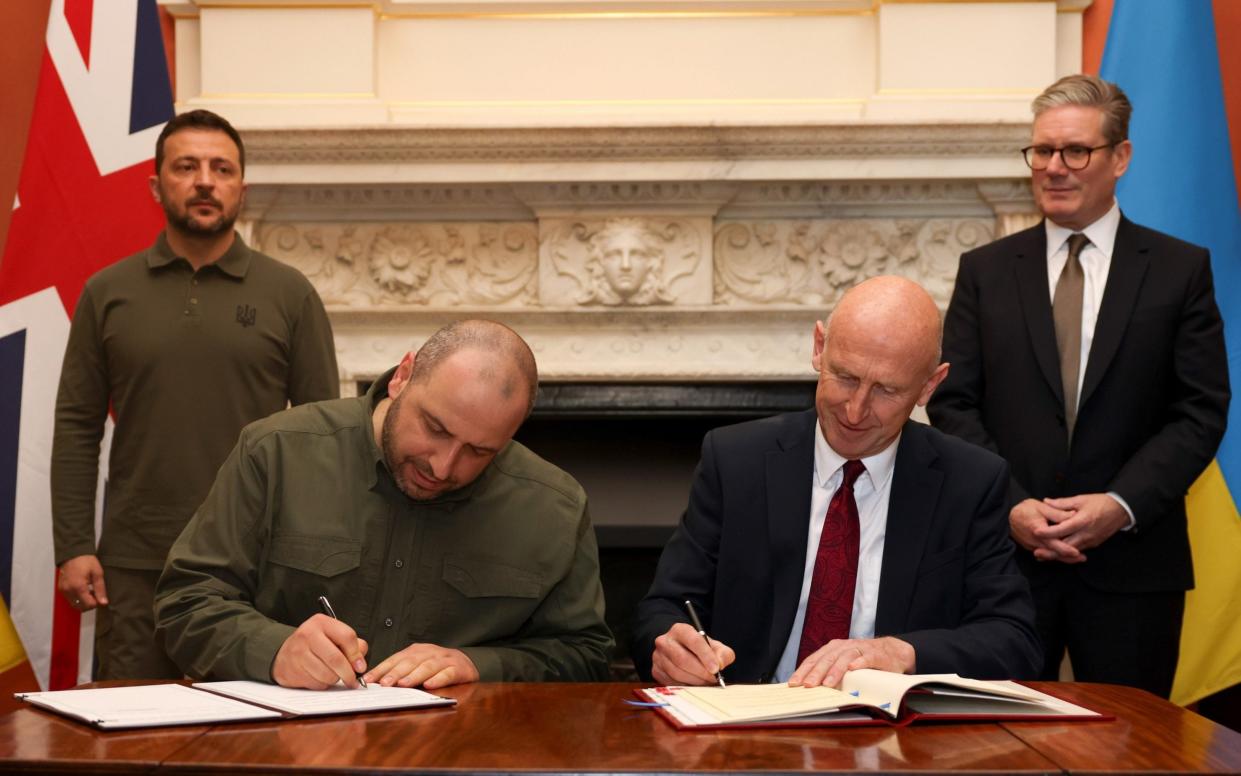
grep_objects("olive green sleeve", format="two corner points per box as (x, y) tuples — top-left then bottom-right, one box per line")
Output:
(154, 429), (295, 681)
(287, 287), (339, 405)
(459, 504), (614, 682)
(51, 287), (109, 566)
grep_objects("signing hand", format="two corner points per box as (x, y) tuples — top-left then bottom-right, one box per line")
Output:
(1009, 498), (1084, 563)
(651, 622), (736, 686)
(788, 636), (915, 689)
(272, 613), (369, 689)
(1036, 493), (1129, 555)
(364, 643), (479, 690)
(57, 555), (108, 611)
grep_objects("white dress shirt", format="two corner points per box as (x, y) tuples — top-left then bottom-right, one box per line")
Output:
(1044, 200), (1135, 529)
(773, 423), (899, 682)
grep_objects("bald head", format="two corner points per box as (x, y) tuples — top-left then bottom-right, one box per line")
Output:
(409, 319), (539, 417)
(813, 276), (949, 459)
(826, 276), (943, 376)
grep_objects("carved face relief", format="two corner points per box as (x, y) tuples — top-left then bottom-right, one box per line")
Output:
(599, 229), (657, 298)
(583, 219), (671, 306)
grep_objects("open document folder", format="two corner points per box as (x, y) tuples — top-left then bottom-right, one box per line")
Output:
(16, 680), (455, 731)
(638, 669), (1107, 729)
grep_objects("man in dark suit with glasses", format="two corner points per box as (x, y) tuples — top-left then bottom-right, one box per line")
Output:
(928, 74), (1230, 697)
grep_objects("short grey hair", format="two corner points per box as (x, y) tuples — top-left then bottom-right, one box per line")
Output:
(409, 319), (539, 417)
(1032, 74), (1132, 145)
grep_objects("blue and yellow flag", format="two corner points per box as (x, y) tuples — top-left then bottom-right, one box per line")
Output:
(1098, 1), (1241, 706)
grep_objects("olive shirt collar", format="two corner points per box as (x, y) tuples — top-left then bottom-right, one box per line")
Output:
(362, 366), (495, 507)
(145, 230), (252, 279)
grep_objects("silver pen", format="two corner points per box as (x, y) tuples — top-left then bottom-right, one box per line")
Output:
(684, 599), (726, 688)
(318, 595), (367, 688)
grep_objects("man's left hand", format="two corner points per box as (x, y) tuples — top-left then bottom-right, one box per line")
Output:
(1035, 492), (1129, 554)
(788, 636), (915, 688)
(363, 643), (479, 690)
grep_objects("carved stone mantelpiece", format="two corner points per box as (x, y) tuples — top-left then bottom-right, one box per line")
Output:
(249, 178), (1015, 389)
(242, 124), (1033, 170)
(237, 134), (1038, 392)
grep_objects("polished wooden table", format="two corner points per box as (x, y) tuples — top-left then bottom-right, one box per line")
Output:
(1, 682), (1239, 774)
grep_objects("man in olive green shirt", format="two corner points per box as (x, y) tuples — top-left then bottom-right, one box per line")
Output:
(155, 320), (613, 689)
(52, 110), (339, 680)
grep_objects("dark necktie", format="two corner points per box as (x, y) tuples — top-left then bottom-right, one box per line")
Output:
(1053, 233), (1090, 439)
(798, 459), (866, 665)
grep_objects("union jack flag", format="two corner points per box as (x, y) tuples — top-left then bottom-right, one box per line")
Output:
(0, 0), (172, 690)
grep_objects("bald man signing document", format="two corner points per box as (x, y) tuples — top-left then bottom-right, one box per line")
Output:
(633, 277), (1041, 687)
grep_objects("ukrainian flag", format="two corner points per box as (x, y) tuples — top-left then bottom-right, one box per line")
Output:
(1097, 1), (1241, 706)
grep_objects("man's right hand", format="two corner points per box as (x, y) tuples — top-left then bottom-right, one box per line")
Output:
(57, 555), (108, 611)
(651, 622), (736, 685)
(272, 613), (369, 689)
(1009, 498), (1084, 563)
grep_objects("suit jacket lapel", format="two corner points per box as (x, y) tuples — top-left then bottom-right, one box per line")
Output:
(1080, 216), (1149, 409)
(765, 410), (816, 667)
(874, 423), (943, 637)
(1012, 225), (1064, 404)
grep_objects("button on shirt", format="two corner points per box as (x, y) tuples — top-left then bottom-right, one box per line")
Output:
(1044, 201), (1136, 530)
(773, 424), (899, 682)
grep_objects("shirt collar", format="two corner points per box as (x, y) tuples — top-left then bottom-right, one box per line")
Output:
(145, 230), (252, 278)
(1044, 200), (1121, 261)
(813, 418), (899, 493)
(363, 366), (494, 506)
(363, 368), (394, 483)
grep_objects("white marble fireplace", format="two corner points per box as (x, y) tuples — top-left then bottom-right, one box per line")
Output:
(161, 0), (1081, 392)
(235, 127), (1037, 390)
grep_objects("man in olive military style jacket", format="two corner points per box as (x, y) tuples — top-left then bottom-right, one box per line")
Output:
(155, 320), (613, 690)
(53, 110), (338, 680)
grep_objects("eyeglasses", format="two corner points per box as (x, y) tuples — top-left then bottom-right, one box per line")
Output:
(1021, 143), (1117, 171)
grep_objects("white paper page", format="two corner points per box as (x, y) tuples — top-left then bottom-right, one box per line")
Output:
(17, 683), (281, 729)
(841, 669), (1049, 712)
(193, 680), (456, 716)
(642, 687), (871, 727)
(903, 690), (1101, 717)
(676, 684), (855, 723)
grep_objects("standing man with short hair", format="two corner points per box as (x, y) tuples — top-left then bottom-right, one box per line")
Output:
(52, 109), (339, 680)
(928, 75), (1230, 697)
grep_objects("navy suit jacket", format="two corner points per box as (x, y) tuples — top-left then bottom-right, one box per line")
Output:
(631, 411), (1042, 683)
(928, 217), (1229, 594)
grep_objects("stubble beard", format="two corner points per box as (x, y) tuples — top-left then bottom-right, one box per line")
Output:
(163, 196), (238, 238)
(381, 392), (445, 501)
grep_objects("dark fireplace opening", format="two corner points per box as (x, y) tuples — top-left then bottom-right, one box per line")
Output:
(515, 382), (816, 675)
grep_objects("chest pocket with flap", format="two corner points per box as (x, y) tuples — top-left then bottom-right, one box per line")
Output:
(268, 532), (362, 578)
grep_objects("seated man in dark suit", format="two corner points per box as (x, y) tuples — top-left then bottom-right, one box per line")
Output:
(632, 276), (1041, 687)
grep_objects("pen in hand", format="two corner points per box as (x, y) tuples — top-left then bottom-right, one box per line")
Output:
(318, 595), (367, 688)
(683, 599), (726, 688)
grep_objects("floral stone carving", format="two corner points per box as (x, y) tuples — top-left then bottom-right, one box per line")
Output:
(255, 222), (539, 307)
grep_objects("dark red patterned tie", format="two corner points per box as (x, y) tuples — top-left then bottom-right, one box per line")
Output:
(798, 459), (866, 664)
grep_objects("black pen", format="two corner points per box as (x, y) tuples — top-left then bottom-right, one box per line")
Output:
(318, 595), (367, 688)
(683, 599), (726, 688)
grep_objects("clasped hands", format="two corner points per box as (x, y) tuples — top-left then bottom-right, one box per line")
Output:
(271, 613), (479, 690)
(1009, 492), (1129, 564)
(651, 622), (915, 688)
